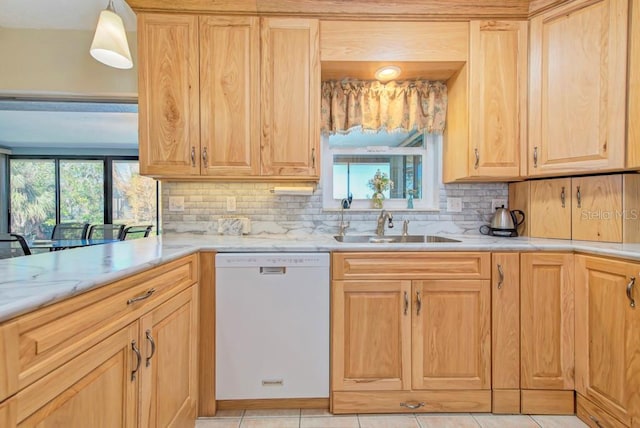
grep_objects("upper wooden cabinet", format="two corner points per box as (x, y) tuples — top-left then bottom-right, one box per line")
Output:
(138, 14), (200, 177)
(628, 0), (640, 169)
(528, 0), (629, 176)
(444, 20), (527, 182)
(199, 16), (260, 177)
(575, 255), (640, 427)
(260, 18), (320, 177)
(137, 13), (320, 180)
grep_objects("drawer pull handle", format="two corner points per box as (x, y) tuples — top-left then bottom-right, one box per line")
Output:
(404, 291), (409, 315)
(312, 148), (316, 168)
(576, 185), (582, 208)
(191, 146), (196, 167)
(416, 291), (422, 316)
(145, 329), (156, 367)
(561, 186), (566, 208)
(400, 401), (425, 410)
(589, 415), (604, 428)
(474, 148), (480, 169)
(131, 340), (141, 381)
(202, 147), (209, 168)
(627, 276), (636, 308)
(533, 146), (538, 168)
(497, 264), (504, 289)
(127, 288), (156, 305)
(260, 267), (286, 275)
(354, 378), (381, 383)
(262, 379), (284, 386)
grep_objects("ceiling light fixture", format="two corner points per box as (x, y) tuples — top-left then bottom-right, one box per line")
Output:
(90, 0), (133, 69)
(374, 65), (401, 82)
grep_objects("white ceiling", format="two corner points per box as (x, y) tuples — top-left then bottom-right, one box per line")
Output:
(0, 0), (138, 151)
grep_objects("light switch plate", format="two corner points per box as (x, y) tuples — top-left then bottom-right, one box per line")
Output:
(226, 196), (237, 212)
(168, 196), (185, 212)
(446, 197), (462, 213)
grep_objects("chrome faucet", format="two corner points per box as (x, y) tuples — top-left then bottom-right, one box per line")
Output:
(376, 210), (394, 236)
(338, 198), (350, 236)
(402, 220), (410, 236)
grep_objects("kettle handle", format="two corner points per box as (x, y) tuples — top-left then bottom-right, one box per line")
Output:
(511, 210), (525, 227)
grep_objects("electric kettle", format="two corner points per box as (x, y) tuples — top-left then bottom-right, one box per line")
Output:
(479, 206), (525, 237)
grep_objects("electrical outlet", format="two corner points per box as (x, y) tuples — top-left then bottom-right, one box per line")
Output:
(491, 199), (508, 211)
(226, 196), (237, 212)
(168, 196), (185, 212)
(446, 197), (462, 213)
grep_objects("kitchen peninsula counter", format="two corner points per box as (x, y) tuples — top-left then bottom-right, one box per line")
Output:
(0, 233), (639, 323)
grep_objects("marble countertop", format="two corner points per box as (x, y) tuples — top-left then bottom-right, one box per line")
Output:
(1, 232), (639, 323)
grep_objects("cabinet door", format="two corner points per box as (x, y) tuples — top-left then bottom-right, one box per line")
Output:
(138, 13), (200, 177)
(528, 0), (628, 175)
(412, 280), (491, 390)
(492, 254), (520, 389)
(200, 16), (260, 176)
(332, 280), (411, 391)
(469, 21), (527, 179)
(530, 178), (572, 239)
(140, 287), (198, 428)
(521, 253), (574, 390)
(571, 175), (623, 242)
(575, 256), (640, 426)
(16, 324), (138, 428)
(260, 18), (320, 178)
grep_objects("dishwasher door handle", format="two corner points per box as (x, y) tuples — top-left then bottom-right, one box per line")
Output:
(260, 266), (287, 275)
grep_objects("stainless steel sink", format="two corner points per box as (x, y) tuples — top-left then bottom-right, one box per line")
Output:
(333, 235), (461, 243)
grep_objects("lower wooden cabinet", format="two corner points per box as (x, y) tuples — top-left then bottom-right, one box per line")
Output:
(520, 253), (575, 414)
(0, 255), (199, 428)
(331, 252), (492, 414)
(575, 255), (640, 427)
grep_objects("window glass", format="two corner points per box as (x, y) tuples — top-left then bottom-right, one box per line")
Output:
(59, 160), (104, 223)
(112, 161), (157, 226)
(10, 159), (56, 239)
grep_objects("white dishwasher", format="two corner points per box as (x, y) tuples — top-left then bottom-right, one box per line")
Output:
(215, 252), (330, 399)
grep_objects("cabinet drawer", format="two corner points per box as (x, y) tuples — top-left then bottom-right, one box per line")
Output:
(1, 254), (198, 398)
(332, 390), (491, 414)
(577, 394), (628, 428)
(332, 252), (490, 280)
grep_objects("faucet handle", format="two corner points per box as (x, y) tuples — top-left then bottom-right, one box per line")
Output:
(388, 217), (394, 229)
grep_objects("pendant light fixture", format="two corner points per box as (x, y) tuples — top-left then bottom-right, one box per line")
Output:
(90, 0), (133, 69)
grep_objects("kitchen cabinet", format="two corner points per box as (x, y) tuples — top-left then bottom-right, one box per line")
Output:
(491, 253), (520, 414)
(0, 255), (199, 427)
(528, 0), (628, 176)
(575, 255), (640, 427)
(137, 13), (319, 180)
(510, 174), (640, 243)
(444, 20), (526, 182)
(331, 252), (491, 414)
(260, 18), (320, 177)
(138, 13), (200, 177)
(520, 253), (575, 414)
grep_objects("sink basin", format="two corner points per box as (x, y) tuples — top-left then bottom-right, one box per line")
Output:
(333, 235), (461, 244)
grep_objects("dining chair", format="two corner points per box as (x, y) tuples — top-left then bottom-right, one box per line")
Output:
(120, 225), (153, 240)
(51, 223), (90, 240)
(0, 233), (32, 258)
(88, 224), (125, 240)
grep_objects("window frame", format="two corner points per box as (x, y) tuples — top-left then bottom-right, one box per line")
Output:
(7, 155), (159, 235)
(322, 132), (441, 211)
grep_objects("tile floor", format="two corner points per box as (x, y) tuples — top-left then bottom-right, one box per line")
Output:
(196, 409), (588, 428)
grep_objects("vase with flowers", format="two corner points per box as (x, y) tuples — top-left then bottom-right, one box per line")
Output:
(368, 169), (394, 209)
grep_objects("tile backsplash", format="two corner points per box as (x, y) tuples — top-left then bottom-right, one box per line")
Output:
(162, 181), (508, 236)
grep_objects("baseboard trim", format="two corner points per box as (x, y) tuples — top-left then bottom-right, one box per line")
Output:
(217, 398), (330, 410)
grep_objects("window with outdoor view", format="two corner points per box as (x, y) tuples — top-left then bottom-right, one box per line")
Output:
(9, 157), (158, 240)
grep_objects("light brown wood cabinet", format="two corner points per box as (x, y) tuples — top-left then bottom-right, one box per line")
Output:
(520, 253), (575, 414)
(138, 13), (319, 180)
(0, 255), (199, 428)
(444, 20), (527, 182)
(491, 253), (520, 414)
(510, 174), (640, 243)
(575, 255), (640, 427)
(629, 1), (640, 169)
(331, 252), (491, 414)
(528, 0), (628, 176)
